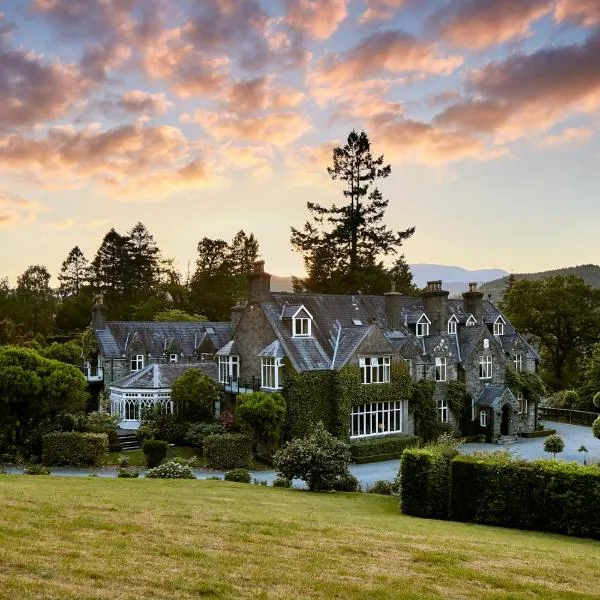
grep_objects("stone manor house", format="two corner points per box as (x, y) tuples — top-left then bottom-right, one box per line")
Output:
(85, 261), (539, 441)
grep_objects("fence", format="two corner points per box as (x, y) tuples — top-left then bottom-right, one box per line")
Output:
(539, 406), (600, 426)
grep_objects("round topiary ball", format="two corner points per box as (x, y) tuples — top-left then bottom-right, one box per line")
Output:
(593, 391), (600, 410)
(593, 417), (600, 441)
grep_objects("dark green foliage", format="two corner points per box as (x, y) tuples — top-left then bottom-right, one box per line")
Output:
(171, 369), (220, 422)
(330, 472), (359, 492)
(450, 456), (600, 539)
(505, 369), (546, 405)
(203, 433), (253, 470)
(272, 476), (292, 488)
(543, 434), (565, 458)
(350, 434), (418, 463)
(14, 265), (56, 336)
(519, 429), (556, 438)
(235, 392), (286, 454)
(42, 432), (108, 466)
(58, 246), (89, 299)
(592, 417), (600, 440)
(40, 341), (82, 365)
(368, 480), (398, 495)
(117, 468), (140, 478)
(445, 381), (470, 427)
(142, 439), (168, 468)
(185, 422), (226, 450)
(409, 380), (439, 442)
(137, 408), (190, 444)
(273, 422), (352, 492)
(23, 463), (50, 475)
(84, 411), (121, 452)
(153, 309), (207, 322)
(224, 468), (251, 483)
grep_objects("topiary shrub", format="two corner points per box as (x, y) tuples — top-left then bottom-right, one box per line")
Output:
(145, 460), (195, 479)
(349, 434), (419, 463)
(224, 468), (251, 483)
(272, 476), (292, 488)
(142, 439), (168, 468)
(593, 417), (600, 441)
(42, 432), (108, 466)
(117, 468), (140, 478)
(23, 463), (50, 475)
(184, 422), (226, 451)
(273, 422), (351, 492)
(203, 433), (253, 470)
(84, 411), (121, 451)
(544, 434), (565, 459)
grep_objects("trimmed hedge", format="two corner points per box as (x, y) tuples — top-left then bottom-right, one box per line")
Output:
(350, 434), (418, 463)
(450, 457), (600, 538)
(142, 439), (168, 468)
(42, 432), (108, 466)
(519, 429), (556, 438)
(204, 433), (253, 470)
(399, 448), (455, 519)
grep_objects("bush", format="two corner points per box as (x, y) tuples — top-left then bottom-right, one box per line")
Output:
(544, 434), (565, 458)
(330, 472), (359, 492)
(171, 369), (221, 421)
(368, 480), (398, 495)
(117, 454), (130, 468)
(117, 468), (140, 478)
(145, 460), (196, 479)
(83, 411), (121, 452)
(142, 439), (168, 468)
(204, 433), (253, 470)
(42, 432), (108, 466)
(593, 417), (600, 440)
(350, 434), (418, 463)
(272, 476), (292, 488)
(224, 468), (251, 483)
(185, 422), (226, 450)
(138, 410), (190, 445)
(23, 463), (50, 475)
(273, 422), (351, 492)
(450, 456), (600, 538)
(235, 392), (286, 454)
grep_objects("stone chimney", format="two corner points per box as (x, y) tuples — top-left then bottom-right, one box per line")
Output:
(384, 280), (403, 330)
(421, 280), (449, 332)
(463, 282), (484, 322)
(91, 293), (107, 330)
(246, 260), (271, 304)
(231, 302), (245, 332)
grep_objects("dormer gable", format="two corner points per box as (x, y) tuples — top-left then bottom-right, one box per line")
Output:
(282, 304), (313, 338)
(415, 313), (431, 337)
(447, 314), (458, 335)
(493, 315), (506, 336)
(465, 314), (477, 327)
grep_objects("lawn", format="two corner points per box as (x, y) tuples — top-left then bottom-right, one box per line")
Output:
(0, 477), (599, 600)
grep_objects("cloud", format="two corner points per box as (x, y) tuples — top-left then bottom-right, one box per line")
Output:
(555, 0), (600, 26)
(283, 0), (349, 40)
(48, 218), (77, 230)
(218, 76), (304, 114)
(0, 192), (41, 225)
(428, 0), (551, 50)
(540, 127), (593, 147)
(219, 144), (275, 180)
(435, 31), (600, 141)
(359, 0), (407, 24)
(119, 91), (172, 116)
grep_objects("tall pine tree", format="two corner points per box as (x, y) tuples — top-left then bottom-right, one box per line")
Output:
(58, 246), (89, 298)
(291, 130), (415, 294)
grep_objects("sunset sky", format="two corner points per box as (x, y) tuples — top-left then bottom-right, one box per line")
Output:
(1, 0), (600, 284)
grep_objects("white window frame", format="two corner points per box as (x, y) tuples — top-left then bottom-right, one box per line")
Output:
(169, 353), (178, 363)
(416, 314), (430, 337)
(404, 358), (412, 376)
(514, 354), (523, 373)
(448, 317), (457, 335)
(261, 357), (282, 390)
(466, 315), (477, 327)
(493, 317), (505, 336)
(480, 409), (487, 427)
(438, 399), (448, 423)
(435, 357), (447, 382)
(359, 356), (391, 384)
(131, 354), (144, 372)
(219, 355), (240, 383)
(350, 401), (403, 438)
(518, 392), (528, 415)
(293, 317), (311, 337)
(479, 355), (493, 379)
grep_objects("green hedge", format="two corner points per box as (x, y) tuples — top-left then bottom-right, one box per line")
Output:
(142, 439), (168, 468)
(450, 456), (600, 539)
(204, 433), (253, 470)
(350, 434), (418, 463)
(519, 429), (556, 438)
(42, 432), (108, 466)
(400, 448), (454, 519)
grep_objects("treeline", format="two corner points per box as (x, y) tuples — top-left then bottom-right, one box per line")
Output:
(0, 223), (259, 342)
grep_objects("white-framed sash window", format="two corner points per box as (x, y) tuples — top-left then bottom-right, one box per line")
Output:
(479, 355), (493, 379)
(131, 354), (144, 372)
(350, 401), (403, 438)
(435, 357), (447, 382)
(219, 355), (240, 383)
(261, 357), (283, 389)
(359, 356), (391, 384)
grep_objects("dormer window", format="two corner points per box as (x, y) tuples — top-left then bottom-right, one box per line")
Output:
(466, 315), (477, 327)
(131, 354), (144, 372)
(493, 316), (505, 336)
(291, 306), (313, 338)
(416, 314), (430, 337)
(447, 316), (458, 335)
(169, 353), (178, 363)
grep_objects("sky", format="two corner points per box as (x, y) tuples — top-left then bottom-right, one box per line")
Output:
(1, 0), (600, 284)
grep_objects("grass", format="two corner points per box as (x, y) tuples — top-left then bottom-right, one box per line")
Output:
(0, 477), (599, 600)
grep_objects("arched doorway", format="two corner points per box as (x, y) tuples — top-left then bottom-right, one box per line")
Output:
(500, 404), (511, 435)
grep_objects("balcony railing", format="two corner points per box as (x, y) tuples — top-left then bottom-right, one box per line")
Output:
(221, 376), (261, 395)
(81, 364), (104, 382)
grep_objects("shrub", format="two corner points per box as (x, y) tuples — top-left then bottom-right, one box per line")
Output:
(42, 432), (108, 466)
(23, 463), (50, 475)
(253, 479), (268, 486)
(368, 480), (398, 495)
(117, 454), (130, 468)
(218, 410), (235, 430)
(142, 439), (168, 468)
(224, 468), (251, 483)
(273, 422), (351, 492)
(450, 456), (600, 538)
(138, 410), (190, 444)
(235, 392), (286, 454)
(350, 434), (418, 463)
(185, 422), (225, 450)
(171, 369), (221, 421)
(204, 433), (253, 470)
(544, 434), (565, 458)
(146, 460), (196, 479)
(593, 417), (600, 441)
(83, 411), (121, 452)
(272, 476), (292, 488)
(330, 472), (359, 492)
(117, 468), (140, 478)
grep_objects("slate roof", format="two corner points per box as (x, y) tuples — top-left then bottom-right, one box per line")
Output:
(215, 340), (239, 357)
(475, 385), (508, 407)
(95, 321), (232, 359)
(110, 362), (219, 390)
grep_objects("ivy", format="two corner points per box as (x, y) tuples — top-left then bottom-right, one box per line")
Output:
(505, 369), (546, 404)
(80, 326), (98, 360)
(410, 380), (438, 442)
(446, 381), (471, 424)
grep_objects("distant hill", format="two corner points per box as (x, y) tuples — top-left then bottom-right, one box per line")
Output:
(270, 275), (295, 292)
(480, 264), (600, 303)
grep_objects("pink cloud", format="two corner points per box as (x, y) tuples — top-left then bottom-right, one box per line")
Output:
(0, 192), (41, 225)
(555, 0), (600, 26)
(540, 127), (593, 147)
(359, 0), (407, 24)
(219, 76), (304, 114)
(119, 91), (172, 116)
(284, 0), (349, 40)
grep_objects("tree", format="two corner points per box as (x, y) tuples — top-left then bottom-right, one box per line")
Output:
(127, 222), (161, 295)
(501, 276), (600, 389)
(153, 309), (207, 322)
(14, 265), (56, 336)
(543, 434), (565, 459)
(58, 246), (89, 298)
(236, 392), (286, 455)
(291, 130), (415, 294)
(170, 369), (221, 421)
(90, 228), (131, 296)
(229, 230), (259, 276)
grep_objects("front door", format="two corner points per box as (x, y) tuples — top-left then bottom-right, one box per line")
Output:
(500, 405), (510, 435)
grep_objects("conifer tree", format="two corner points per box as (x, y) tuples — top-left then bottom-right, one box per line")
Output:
(58, 246), (89, 298)
(127, 222), (161, 295)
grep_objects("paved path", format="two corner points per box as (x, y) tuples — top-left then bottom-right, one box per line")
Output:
(3, 422), (598, 490)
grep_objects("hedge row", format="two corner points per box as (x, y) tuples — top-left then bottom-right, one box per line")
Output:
(519, 429), (556, 438)
(203, 433), (253, 470)
(42, 432), (108, 466)
(350, 434), (418, 463)
(450, 457), (600, 538)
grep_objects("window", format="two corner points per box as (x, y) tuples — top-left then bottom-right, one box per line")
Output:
(352, 318), (363, 326)
(359, 356), (391, 384)
(479, 355), (493, 379)
(404, 358), (412, 376)
(293, 316), (311, 337)
(514, 354), (523, 373)
(435, 357), (447, 382)
(416, 318), (430, 337)
(493, 318), (504, 336)
(480, 409), (487, 427)
(350, 401), (403, 438)
(219, 356), (239, 383)
(438, 400), (448, 423)
(131, 354), (144, 371)
(466, 315), (476, 327)
(471, 399), (476, 421)
(518, 392), (528, 415)
(261, 357), (282, 389)
(169, 353), (178, 363)
(448, 318), (457, 335)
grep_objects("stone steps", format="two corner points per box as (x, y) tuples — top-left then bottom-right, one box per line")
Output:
(496, 435), (519, 445)
(117, 432), (141, 451)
